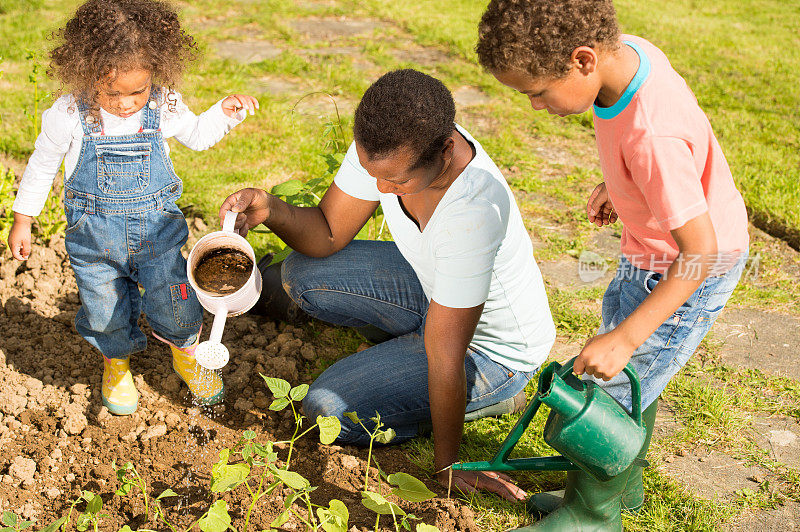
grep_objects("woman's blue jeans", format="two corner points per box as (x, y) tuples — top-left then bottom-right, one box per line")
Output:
(281, 240), (534, 446)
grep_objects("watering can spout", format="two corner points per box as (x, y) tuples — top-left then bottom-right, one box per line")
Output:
(537, 363), (587, 421)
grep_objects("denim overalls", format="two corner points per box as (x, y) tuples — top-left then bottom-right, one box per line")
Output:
(63, 88), (203, 359)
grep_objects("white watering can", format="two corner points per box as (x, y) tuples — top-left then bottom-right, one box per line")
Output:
(186, 211), (262, 370)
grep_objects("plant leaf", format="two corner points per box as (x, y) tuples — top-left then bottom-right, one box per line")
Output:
(198, 500), (232, 532)
(375, 428), (396, 444)
(361, 490), (406, 516)
(85, 492), (102, 513)
(261, 376), (291, 398)
(1, 512), (15, 527)
(75, 513), (91, 532)
(270, 509), (290, 528)
(416, 524), (441, 532)
(157, 488), (179, 500)
(317, 498), (349, 532)
(243, 429), (257, 440)
(289, 384), (309, 401)
(270, 179), (304, 197)
(37, 517), (68, 532)
(317, 415), (341, 445)
(343, 411), (361, 424)
(387, 472), (436, 502)
(210, 462), (250, 493)
(269, 247), (292, 265)
(269, 397), (290, 411)
(272, 468), (310, 490)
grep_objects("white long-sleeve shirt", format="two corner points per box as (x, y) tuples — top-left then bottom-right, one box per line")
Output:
(13, 91), (245, 216)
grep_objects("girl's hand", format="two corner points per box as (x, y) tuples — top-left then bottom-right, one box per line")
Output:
(587, 182), (618, 227)
(8, 214), (33, 261)
(574, 330), (636, 381)
(221, 94), (259, 118)
(436, 469), (527, 502)
(219, 188), (271, 237)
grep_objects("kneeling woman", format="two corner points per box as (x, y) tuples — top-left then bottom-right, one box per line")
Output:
(220, 69), (555, 500)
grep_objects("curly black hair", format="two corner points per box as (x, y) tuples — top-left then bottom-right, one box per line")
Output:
(476, 0), (620, 79)
(353, 69), (456, 169)
(49, 0), (197, 110)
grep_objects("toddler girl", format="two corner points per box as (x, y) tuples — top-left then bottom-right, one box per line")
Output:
(8, 0), (258, 415)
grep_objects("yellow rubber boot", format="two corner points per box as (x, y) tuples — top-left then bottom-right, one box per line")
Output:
(102, 356), (139, 415)
(171, 342), (224, 405)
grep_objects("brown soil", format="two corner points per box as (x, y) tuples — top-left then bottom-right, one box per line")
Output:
(0, 227), (475, 530)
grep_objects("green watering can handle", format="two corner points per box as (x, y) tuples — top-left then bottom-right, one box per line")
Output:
(557, 357), (643, 426)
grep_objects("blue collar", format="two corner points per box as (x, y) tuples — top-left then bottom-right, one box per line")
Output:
(593, 40), (651, 120)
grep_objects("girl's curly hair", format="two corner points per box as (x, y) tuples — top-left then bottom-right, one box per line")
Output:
(49, 0), (197, 108)
(476, 0), (621, 79)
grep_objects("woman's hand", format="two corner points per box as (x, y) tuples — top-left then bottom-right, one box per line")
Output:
(221, 94), (259, 118)
(8, 213), (33, 261)
(436, 469), (527, 502)
(587, 182), (617, 227)
(219, 188), (271, 237)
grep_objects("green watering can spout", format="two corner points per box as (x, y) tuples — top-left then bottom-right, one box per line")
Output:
(537, 362), (587, 421)
(452, 357), (647, 482)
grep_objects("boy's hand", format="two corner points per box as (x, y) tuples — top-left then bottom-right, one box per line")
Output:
(587, 182), (618, 227)
(8, 213), (34, 261)
(219, 188), (271, 237)
(221, 94), (259, 118)
(574, 329), (636, 381)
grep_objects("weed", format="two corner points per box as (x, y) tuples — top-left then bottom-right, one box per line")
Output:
(22, 50), (49, 145)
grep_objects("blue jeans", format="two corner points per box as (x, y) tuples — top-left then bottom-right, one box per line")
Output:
(591, 252), (748, 411)
(281, 240), (534, 446)
(64, 88), (202, 358)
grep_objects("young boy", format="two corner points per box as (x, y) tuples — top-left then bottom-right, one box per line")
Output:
(476, 0), (749, 529)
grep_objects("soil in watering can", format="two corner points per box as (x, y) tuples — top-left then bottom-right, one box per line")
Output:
(194, 248), (253, 295)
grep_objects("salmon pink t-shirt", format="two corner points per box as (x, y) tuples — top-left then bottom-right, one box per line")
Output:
(593, 35), (749, 273)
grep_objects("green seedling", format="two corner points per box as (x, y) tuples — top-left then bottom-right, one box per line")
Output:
(114, 461), (152, 522)
(74, 491), (107, 532)
(259, 374), (343, 530)
(343, 411), (437, 532)
(0, 511), (33, 532)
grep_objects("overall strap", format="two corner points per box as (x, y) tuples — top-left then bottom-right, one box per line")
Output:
(141, 86), (161, 131)
(76, 96), (102, 136)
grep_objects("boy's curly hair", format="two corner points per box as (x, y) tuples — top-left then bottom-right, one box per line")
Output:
(49, 0), (197, 107)
(354, 69), (455, 169)
(476, 0), (621, 79)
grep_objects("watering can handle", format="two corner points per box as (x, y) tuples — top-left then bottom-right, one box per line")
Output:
(558, 357), (643, 427)
(222, 210), (238, 233)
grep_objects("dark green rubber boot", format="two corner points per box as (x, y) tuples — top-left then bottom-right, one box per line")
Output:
(513, 466), (632, 531)
(526, 399), (659, 518)
(620, 398), (658, 511)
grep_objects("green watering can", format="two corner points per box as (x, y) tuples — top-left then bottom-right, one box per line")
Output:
(452, 358), (646, 482)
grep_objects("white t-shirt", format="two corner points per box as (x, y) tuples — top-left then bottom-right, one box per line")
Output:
(334, 125), (555, 372)
(13, 91), (244, 217)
